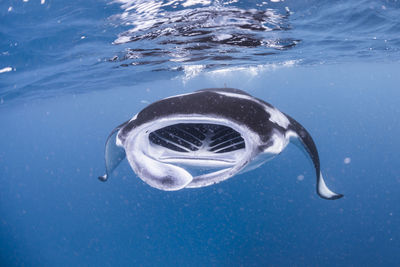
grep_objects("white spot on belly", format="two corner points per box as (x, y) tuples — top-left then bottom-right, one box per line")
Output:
(263, 106), (290, 129)
(263, 130), (288, 154)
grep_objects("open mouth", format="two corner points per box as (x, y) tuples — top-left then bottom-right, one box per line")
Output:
(121, 119), (255, 190)
(148, 123), (246, 167)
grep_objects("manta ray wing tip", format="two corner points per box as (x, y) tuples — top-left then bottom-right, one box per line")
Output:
(98, 174), (108, 182)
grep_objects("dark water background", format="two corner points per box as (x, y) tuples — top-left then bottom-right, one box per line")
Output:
(1, 0), (400, 266)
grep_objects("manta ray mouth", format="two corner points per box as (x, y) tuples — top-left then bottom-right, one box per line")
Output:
(148, 123), (246, 167)
(122, 117), (257, 190)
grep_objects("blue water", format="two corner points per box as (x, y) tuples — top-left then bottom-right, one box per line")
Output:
(1, 0), (400, 266)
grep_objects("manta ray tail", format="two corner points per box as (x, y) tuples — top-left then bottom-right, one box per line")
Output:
(287, 116), (343, 200)
(98, 121), (129, 182)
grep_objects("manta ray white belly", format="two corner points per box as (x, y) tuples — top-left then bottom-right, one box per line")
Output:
(99, 88), (343, 200)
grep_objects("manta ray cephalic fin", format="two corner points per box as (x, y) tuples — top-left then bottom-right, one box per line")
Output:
(98, 120), (129, 182)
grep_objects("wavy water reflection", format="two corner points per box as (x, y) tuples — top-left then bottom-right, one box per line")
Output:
(2, 0), (399, 105)
(110, 0), (299, 69)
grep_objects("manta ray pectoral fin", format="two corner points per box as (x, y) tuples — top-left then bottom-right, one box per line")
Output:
(286, 115), (343, 200)
(317, 172), (343, 200)
(98, 121), (129, 182)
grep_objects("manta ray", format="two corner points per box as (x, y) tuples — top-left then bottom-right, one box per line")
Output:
(99, 88), (343, 200)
